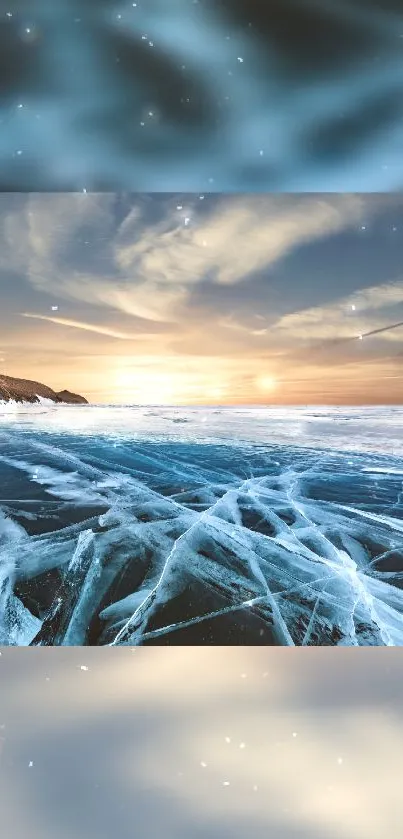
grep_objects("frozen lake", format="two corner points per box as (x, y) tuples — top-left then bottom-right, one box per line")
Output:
(1, 404), (403, 646)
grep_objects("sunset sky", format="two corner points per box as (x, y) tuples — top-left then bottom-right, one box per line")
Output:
(0, 192), (403, 405)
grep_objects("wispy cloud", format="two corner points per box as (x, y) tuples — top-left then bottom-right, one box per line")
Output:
(20, 312), (155, 340)
(272, 277), (403, 344)
(115, 194), (367, 290)
(4, 194), (371, 326)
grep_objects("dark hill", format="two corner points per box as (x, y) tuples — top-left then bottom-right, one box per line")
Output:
(0, 374), (88, 404)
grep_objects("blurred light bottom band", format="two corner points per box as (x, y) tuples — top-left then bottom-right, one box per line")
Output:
(0, 647), (401, 839)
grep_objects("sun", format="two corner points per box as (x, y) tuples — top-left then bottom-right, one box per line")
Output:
(255, 375), (277, 393)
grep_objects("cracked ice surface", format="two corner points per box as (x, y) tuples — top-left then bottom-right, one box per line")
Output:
(0, 404), (403, 646)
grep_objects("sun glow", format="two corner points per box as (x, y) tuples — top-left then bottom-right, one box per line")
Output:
(114, 360), (229, 405)
(115, 370), (182, 404)
(255, 375), (277, 393)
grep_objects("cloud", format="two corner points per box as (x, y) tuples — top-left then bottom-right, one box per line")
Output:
(271, 277), (403, 344)
(2, 194), (372, 327)
(115, 194), (367, 289)
(20, 313), (156, 340)
(347, 277), (403, 310)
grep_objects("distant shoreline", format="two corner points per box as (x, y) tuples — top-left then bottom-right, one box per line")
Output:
(0, 373), (88, 405)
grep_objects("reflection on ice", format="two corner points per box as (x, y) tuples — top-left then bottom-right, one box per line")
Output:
(0, 405), (403, 646)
